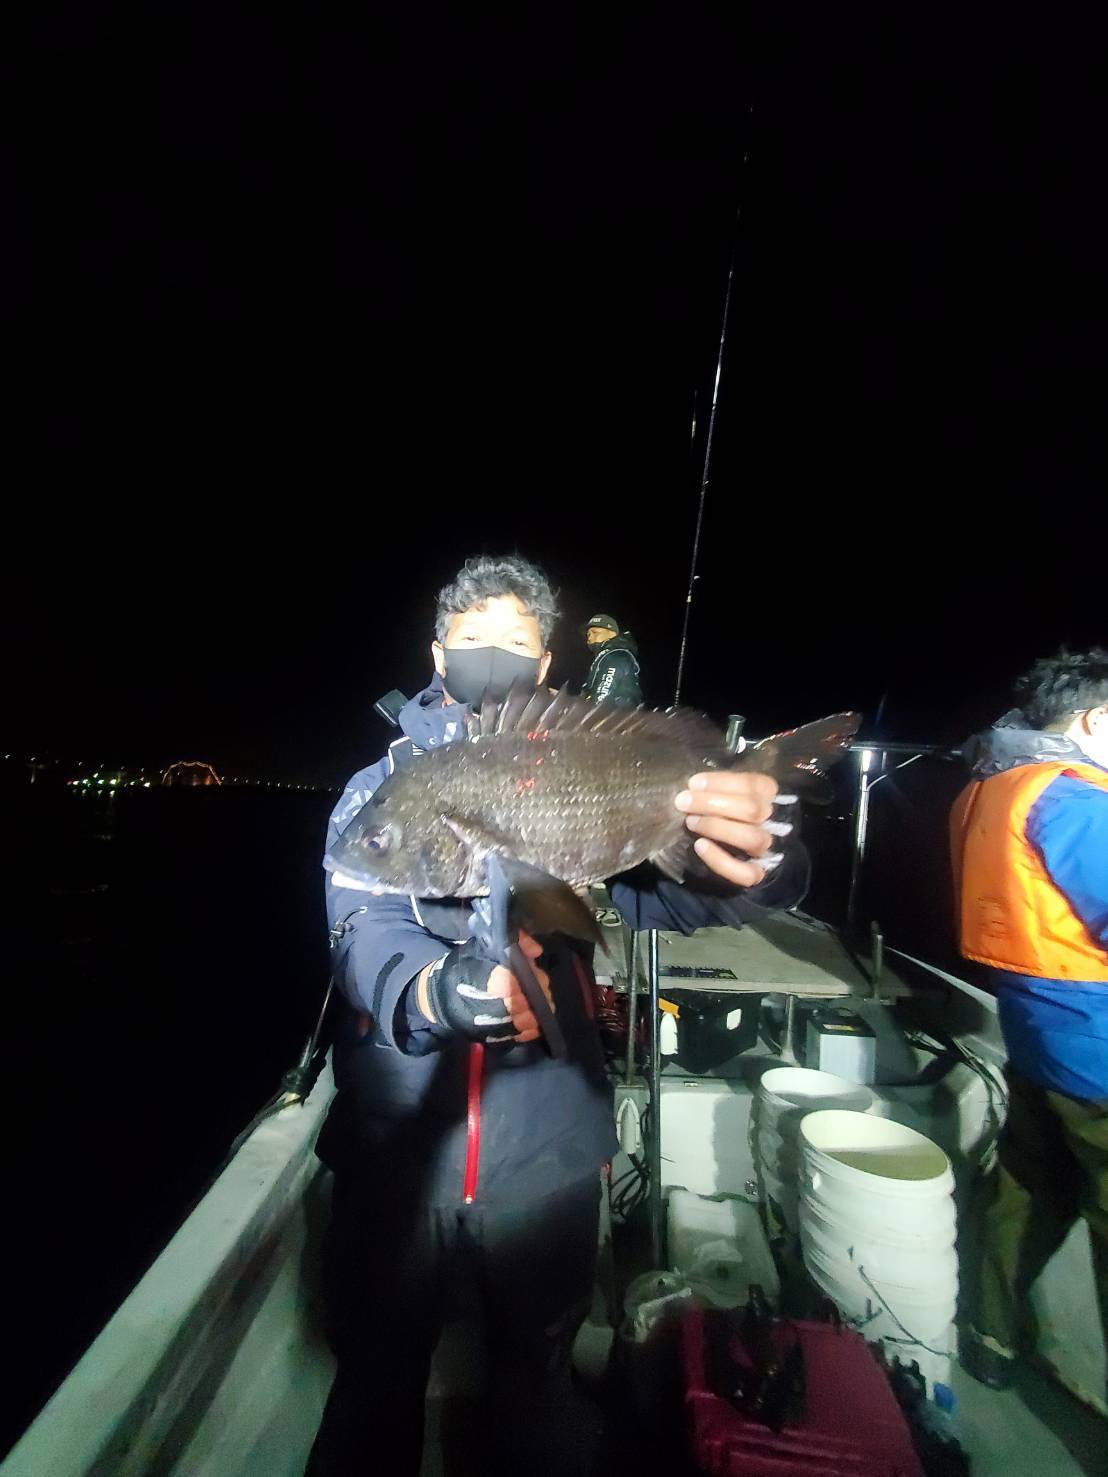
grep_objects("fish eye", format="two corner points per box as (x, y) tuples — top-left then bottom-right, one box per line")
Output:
(367, 831), (390, 853)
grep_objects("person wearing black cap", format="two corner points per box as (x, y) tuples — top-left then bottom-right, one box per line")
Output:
(581, 613), (643, 707)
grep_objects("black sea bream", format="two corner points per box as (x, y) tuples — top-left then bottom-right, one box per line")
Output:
(324, 686), (859, 921)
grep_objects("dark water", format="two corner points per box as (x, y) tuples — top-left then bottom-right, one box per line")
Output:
(3, 784), (334, 1458)
(1, 756), (964, 1456)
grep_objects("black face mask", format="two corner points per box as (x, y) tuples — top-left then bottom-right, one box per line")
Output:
(441, 646), (541, 708)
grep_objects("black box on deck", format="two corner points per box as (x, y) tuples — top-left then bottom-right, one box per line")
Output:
(666, 991), (762, 1074)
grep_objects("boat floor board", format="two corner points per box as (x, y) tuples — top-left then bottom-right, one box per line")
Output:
(654, 919), (918, 997)
(591, 885), (919, 1000)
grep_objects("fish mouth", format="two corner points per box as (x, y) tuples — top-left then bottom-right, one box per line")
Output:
(328, 871), (409, 896)
(322, 854), (401, 894)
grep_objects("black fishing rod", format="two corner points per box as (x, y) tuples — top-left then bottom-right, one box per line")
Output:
(673, 123), (752, 707)
(672, 241), (737, 707)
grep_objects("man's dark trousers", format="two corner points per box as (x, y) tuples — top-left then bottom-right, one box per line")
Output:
(306, 1171), (602, 1477)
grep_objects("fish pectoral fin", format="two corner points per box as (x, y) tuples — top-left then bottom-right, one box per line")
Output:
(441, 813), (513, 856)
(647, 835), (695, 883)
(498, 856), (604, 946)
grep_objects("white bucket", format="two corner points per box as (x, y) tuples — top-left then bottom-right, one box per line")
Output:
(753, 1069), (876, 1233)
(798, 1109), (958, 1391)
(758, 1068), (877, 1127)
(799, 1111), (955, 1237)
(800, 1203), (959, 1293)
(804, 1243), (958, 1331)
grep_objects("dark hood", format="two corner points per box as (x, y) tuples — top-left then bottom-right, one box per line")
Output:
(962, 710), (1096, 778)
(592, 630), (638, 659)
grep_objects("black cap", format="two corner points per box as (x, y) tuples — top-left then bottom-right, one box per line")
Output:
(583, 613), (620, 635)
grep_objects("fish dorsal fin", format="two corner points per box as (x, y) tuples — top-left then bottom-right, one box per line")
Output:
(534, 687), (580, 731)
(735, 712), (860, 786)
(512, 685), (559, 736)
(478, 689), (500, 735)
(480, 684), (726, 753)
(495, 680), (534, 734)
(580, 702), (638, 735)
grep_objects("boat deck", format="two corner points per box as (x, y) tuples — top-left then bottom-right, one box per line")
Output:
(948, 1362), (1105, 1477)
(414, 1294), (1106, 1477)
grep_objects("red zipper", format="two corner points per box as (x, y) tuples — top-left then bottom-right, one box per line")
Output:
(571, 952), (596, 1019)
(463, 954), (592, 1203)
(463, 1042), (485, 1204)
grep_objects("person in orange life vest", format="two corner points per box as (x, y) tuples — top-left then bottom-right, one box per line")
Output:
(950, 648), (1108, 1390)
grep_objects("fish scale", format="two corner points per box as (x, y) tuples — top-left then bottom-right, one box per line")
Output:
(437, 730), (694, 884)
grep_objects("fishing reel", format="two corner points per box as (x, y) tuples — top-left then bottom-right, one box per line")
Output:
(373, 689), (409, 727)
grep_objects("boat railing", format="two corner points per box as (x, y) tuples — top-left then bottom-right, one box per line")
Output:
(841, 741), (964, 933)
(738, 733), (966, 938)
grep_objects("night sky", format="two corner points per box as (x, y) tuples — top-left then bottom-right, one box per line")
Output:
(8, 6), (1103, 786)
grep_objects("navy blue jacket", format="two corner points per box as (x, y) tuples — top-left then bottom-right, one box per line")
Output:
(320, 679), (810, 1205)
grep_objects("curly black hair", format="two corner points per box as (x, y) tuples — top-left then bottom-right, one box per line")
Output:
(1013, 647), (1108, 729)
(434, 554), (559, 646)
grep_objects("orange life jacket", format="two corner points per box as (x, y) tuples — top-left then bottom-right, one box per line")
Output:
(950, 760), (1108, 980)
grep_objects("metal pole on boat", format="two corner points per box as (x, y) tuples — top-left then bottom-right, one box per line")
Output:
(647, 928), (664, 1269)
(845, 743), (951, 935)
(846, 747), (875, 934)
(624, 928), (639, 1085)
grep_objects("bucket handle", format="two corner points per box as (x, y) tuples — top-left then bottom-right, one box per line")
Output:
(850, 1261), (954, 1359)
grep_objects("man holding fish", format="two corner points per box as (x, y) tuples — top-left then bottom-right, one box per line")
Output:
(306, 554), (856, 1477)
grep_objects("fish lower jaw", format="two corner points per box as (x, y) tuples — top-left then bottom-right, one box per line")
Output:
(326, 868), (407, 896)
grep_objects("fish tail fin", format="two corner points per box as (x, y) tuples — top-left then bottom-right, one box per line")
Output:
(728, 712), (861, 801)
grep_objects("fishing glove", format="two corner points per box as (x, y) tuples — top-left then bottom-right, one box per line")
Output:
(422, 938), (518, 1044)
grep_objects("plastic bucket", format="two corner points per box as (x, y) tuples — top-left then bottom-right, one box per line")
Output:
(797, 1110), (958, 1392)
(758, 1068), (876, 1129)
(799, 1202), (959, 1291)
(799, 1110), (955, 1238)
(799, 1109), (953, 1189)
(753, 1070), (876, 1234)
(804, 1243), (958, 1324)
